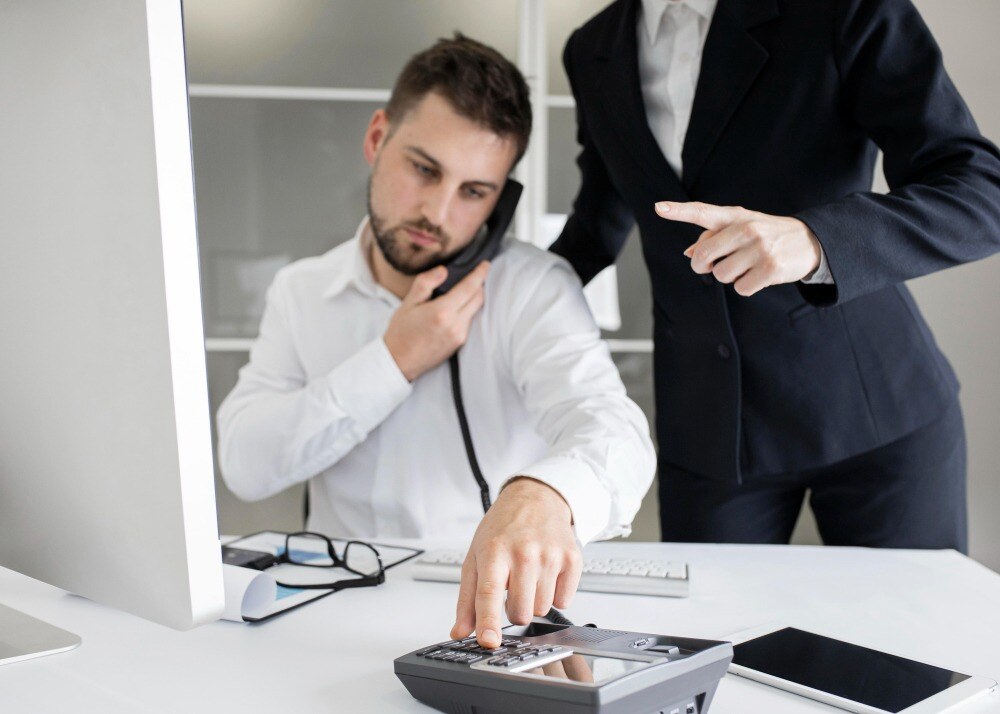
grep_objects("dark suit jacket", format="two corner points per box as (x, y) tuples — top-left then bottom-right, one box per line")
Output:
(550, 0), (1000, 481)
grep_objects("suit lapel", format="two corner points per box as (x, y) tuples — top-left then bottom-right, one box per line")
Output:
(681, 0), (780, 190)
(595, 0), (688, 199)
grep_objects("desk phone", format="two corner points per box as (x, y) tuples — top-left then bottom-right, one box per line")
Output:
(395, 621), (732, 713)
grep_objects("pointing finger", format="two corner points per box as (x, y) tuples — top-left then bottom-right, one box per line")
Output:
(655, 201), (746, 232)
(451, 553), (478, 641)
(474, 556), (509, 649)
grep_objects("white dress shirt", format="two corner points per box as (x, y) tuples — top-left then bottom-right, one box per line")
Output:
(217, 219), (656, 546)
(637, 0), (833, 283)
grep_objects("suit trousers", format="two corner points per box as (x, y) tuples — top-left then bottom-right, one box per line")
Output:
(658, 399), (968, 553)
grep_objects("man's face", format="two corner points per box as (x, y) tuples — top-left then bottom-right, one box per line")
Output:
(364, 92), (518, 275)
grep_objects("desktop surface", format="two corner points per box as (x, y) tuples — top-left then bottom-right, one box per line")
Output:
(1, 541), (998, 714)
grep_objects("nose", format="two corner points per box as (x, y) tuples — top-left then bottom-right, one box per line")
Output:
(420, 183), (454, 230)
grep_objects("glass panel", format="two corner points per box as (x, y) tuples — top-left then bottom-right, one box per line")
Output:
(191, 97), (379, 338)
(183, 0), (519, 89)
(546, 0), (617, 97)
(547, 106), (579, 216)
(207, 351), (306, 535)
(611, 351), (660, 541)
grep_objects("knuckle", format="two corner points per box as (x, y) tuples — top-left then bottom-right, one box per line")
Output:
(430, 310), (449, 329)
(565, 548), (583, 570)
(542, 545), (566, 567)
(478, 613), (504, 629)
(476, 578), (502, 597)
(507, 605), (532, 624)
(512, 546), (538, 569)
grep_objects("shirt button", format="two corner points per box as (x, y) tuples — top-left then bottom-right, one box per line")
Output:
(680, 52), (693, 62)
(717, 344), (732, 359)
(701, 274), (714, 286)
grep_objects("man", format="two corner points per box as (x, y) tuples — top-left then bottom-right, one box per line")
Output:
(217, 36), (655, 648)
(550, 0), (1000, 550)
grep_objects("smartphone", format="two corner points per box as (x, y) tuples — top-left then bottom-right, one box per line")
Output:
(727, 624), (997, 713)
(432, 178), (522, 297)
(221, 545), (277, 570)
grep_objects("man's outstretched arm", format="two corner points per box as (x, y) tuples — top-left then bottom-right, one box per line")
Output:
(450, 256), (655, 647)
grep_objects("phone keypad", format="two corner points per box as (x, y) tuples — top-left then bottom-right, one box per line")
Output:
(415, 637), (538, 665)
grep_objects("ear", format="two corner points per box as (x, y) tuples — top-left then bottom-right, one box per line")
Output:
(363, 109), (390, 167)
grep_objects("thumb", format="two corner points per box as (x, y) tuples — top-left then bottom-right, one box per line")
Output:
(403, 265), (448, 306)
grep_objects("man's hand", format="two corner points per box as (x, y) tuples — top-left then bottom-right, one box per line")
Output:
(383, 261), (489, 381)
(450, 477), (582, 649)
(654, 201), (822, 296)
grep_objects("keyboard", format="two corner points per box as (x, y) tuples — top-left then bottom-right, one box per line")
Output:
(411, 550), (690, 598)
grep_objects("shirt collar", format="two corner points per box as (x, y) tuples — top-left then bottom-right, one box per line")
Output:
(322, 216), (386, 301)
(640, 0), (718, 44)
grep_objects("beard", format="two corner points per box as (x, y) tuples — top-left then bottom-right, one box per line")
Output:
(367, 176), (456, 276)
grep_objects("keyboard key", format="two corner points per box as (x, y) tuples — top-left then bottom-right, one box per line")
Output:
(413, 550), (690, 597)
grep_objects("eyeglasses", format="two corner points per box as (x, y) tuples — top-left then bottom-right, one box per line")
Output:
(272, 531), (385, 591)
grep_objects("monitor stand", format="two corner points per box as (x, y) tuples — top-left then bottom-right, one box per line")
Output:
(0, 603), (80, 666)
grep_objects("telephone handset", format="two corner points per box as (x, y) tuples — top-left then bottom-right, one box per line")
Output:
(435, 177), (522, 513)
(432, 178), (522, 297)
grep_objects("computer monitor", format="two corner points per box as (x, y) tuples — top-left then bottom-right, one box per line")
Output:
(0, 0), (224, 661)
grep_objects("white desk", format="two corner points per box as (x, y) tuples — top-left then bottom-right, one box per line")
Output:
(2, 542), (998, 714)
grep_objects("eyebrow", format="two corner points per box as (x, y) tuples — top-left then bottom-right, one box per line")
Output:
(404, 146), (500, 192)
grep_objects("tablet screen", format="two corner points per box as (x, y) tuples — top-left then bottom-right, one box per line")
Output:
(732, 628), (970, 712)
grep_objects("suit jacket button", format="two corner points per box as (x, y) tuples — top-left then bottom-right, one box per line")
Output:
(717, 344), (732, 359)
(701, 274), (714, 286)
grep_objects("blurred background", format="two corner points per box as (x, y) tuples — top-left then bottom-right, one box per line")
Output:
(182, 0), (1000, 572)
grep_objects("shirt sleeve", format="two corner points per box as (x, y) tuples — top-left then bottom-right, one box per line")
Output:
(216, 278), (411, 502)
(498, 257), (657, 545)
(801, 244), (835, 285)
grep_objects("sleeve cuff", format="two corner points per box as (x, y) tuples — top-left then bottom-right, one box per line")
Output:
(502, 456), (615, 546)
(325, 337), (412, 433)
(801, 244), (835, 285)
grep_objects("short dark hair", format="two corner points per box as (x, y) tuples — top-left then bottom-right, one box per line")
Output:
(385, 33), (532, 165)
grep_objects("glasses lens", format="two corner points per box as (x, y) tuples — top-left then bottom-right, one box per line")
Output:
(286, 533), (335, 566)
(345, 542), (382, 576)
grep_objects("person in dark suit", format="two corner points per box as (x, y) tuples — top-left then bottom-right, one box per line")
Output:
(550, 0), (1000, 552)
